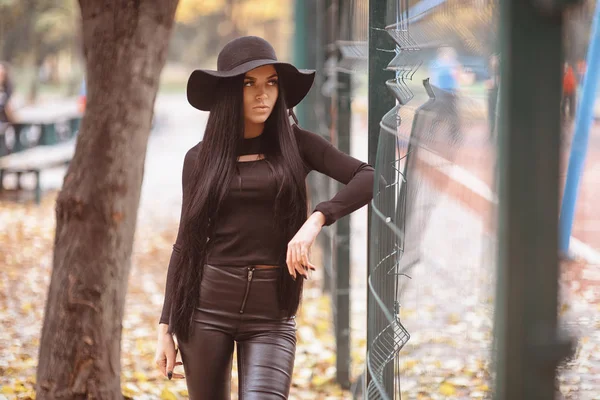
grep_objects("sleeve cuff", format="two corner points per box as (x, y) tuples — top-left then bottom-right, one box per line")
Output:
(313, 204), (336, 226)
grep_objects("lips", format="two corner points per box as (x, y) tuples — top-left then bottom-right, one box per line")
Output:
(253, 104), (269, 110)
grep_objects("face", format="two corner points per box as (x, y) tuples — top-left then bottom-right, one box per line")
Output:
(243, 65), (279, 126)
(0, 65), (5, 84)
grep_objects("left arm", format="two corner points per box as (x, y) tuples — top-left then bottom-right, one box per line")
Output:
(286, 125), (375, 278)
(299, 127), (375, 225)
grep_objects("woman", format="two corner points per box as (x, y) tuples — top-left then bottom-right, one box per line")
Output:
(154, 36), (374, 399)
(0, 62), (15, 124)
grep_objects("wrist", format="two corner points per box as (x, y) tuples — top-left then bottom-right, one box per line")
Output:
(158, 323), (170, 335)
(309, 211), (326, 227)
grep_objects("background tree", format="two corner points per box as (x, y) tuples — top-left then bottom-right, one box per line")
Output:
(0, 0), (81, 101)
(168, 0), (291, 67)
(35, 0), (179, 398)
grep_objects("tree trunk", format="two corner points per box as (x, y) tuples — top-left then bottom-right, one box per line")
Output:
(35, 1), (179, 398)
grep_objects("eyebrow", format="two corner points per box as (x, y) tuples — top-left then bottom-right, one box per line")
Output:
(244, 74), (278, 81)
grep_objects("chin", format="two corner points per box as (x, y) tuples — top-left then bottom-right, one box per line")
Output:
(250, 116), (269, 124)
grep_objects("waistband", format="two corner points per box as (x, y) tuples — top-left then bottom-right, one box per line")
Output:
(204, 264), (281, 278)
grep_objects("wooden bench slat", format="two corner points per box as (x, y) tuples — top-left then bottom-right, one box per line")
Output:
(0, 140), (76, 170)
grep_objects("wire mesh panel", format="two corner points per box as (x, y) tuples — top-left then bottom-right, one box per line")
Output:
(367, 1), (499, 399)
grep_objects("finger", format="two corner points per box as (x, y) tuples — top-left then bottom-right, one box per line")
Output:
(155, 356), (167, 377)
(166, 351), (176, 380)
(170, 361), (185, 379)
(306, 260), (317, 271)
(286, 248), (295, 279)
(301, 247), (314, 271)
(306, 260), (317, 279)
(293, 246), (306, 277)
(294, 259), (306, 279)
(291, 245), (298, 267)
(296, 264), (308, 279)
(298, 246), (309, 277)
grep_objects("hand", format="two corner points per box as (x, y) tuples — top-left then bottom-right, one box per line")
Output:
(154, 325), (184, 380)
(286, 212), (325, 279)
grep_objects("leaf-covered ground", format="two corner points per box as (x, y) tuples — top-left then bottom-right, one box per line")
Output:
(0, 193), (358, 399)
(1, 191), (599, 399)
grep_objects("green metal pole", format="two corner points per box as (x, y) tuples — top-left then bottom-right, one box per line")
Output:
(333, 0), (352, 388)
(293, 0), (308, 126)
(318, 0), (333, 296)
(493, 1), (574, 399)
(366, 0), (396, 396)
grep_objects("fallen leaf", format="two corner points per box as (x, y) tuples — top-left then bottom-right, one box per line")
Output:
(439, 381), (457, 396)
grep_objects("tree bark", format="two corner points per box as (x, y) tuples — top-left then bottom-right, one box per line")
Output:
(35, 1), (179, 398)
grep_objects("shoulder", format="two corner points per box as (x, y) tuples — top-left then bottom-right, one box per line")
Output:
(184, 141), (202, 165)
(182, 141), (202, 182)
(292, 124), (331, 150)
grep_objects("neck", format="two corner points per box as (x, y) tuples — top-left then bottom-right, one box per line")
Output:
(244, 121), (264, 139)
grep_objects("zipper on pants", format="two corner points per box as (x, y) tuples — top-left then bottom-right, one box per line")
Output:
(239, 266), (255, 314)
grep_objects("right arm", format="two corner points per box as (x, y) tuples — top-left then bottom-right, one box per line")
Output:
(159, 143), (200, 325)
(154, 143), (200, 380)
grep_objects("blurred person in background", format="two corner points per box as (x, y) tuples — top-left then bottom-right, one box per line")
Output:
(562, 62), (577, 120)
(0, 62), (16, 126)
(154, 36), (374, 399)
(428, 46), (462, 143)
(429, 46), (461, 93)
(78, 78), (87, 114)
(485, 53), (500, 140)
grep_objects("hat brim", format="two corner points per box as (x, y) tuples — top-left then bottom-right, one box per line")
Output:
(187, 59), (316, 111)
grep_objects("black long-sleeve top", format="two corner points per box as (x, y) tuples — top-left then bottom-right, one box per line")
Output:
(160, 125), (374, 324)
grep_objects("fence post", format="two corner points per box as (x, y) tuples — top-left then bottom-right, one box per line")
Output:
(493, 0), (574, 398)
(366, 0), (396, 397)
(292, 0), (308, 126)
(332, 0), (352, 389)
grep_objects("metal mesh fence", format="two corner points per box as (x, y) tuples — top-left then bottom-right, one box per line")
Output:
(302, 0), (599, 398)
(365, 1), (498, 399)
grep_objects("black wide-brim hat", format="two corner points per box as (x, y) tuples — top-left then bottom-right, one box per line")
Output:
(187, 36), (316, 111)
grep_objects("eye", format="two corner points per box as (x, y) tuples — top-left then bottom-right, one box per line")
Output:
(244, 81), (253, 87)
(268, 79), (279, 86)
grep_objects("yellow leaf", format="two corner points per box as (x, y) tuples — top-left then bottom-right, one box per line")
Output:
(175, 0), (224, 22)
(401, 359), (418, 371)
(439, 382), (457, 396)
(160, 388), (177, 400)
(311, 374), (332, 387)
(133, 371), (148, 382)
(1, 386), (15, 394)
(477, 384), (490, 392)
(399, 308), (416, 319)
(559, 303), (569, 316)
(448, 313), (461, 324)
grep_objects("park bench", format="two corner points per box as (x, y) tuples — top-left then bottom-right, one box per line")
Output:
(0, 115), (81, 204)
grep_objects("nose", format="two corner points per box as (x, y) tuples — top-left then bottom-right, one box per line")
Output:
(256, 91), (267, 101)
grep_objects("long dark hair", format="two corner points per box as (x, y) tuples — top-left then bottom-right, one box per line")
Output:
(167, 68), (308, 341)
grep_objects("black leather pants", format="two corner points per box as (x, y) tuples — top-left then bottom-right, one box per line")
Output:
(178, 264), (296, 400)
